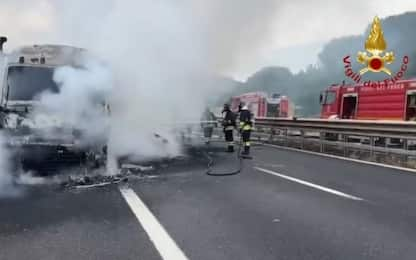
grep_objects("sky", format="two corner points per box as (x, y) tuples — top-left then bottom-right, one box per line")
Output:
(0, 0), (415, 81)
(228, 0), (416, 80)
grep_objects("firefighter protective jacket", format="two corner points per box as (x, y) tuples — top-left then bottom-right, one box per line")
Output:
(222, 110), (236, 130)
(239, 109), (252, 130)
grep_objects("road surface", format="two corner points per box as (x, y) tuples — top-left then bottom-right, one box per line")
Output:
(1, 143), (416, 260)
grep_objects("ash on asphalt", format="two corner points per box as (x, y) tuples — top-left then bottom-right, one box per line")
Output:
(17, 143), (231, 191)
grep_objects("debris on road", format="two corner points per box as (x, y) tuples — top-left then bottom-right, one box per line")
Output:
(61, 174), (128, 189)
(121, 164), (154, 172)
(60, 162), (160, 190)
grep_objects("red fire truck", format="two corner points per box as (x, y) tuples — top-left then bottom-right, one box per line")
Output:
(320, 79), (416, 120)
(230, 92), (293, 118)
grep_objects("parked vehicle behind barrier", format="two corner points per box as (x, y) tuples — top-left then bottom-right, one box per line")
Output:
(320, 79), (416, 121)
(230, 92), (294, 118)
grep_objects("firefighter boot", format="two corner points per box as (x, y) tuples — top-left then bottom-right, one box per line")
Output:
(242, 145), (250, 155)
(227, 145), (234, 153)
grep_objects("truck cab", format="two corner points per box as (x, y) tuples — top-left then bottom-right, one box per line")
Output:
(320, 80), (416, 121)
(320, 85), (342, 119)
(1, 44), (85, 110)
(265, 93), (281, 117)
(0, 38), (107, 174)
(231, 92), (293, 118)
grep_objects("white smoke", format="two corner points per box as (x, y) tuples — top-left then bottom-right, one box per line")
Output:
(43, 0), (280, 166)
(0, 132), (19, 197)
(0, 1), (281, 175)
(35, 55), (112, 146)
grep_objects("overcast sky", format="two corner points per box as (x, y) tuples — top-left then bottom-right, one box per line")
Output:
(230, 0), (416, 80)
(0, 0), (415, 80)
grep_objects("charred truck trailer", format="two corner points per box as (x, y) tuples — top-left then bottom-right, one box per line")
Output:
(0, 37), (107, 175)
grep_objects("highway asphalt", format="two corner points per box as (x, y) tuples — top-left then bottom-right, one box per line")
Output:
(1, 143), (416, 260)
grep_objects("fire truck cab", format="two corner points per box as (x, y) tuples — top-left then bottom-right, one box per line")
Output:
(320, 79), (416, 121)
(230, 92), (293, 118)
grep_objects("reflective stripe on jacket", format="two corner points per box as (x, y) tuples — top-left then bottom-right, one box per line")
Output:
(239, 121), (252, 131)
(239, 109), (252, 131)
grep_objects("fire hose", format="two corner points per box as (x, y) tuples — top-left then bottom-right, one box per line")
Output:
(204, 132), (246, 176)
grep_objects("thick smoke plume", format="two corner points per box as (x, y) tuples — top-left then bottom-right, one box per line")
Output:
(35, 56), (113, 146)
(51, 1), (279, 163)
(0, 1), (280, 174)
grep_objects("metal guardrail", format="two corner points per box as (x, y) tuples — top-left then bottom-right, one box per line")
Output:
(246, 117), (416, 169)
(194, 118), (416, 168)
(254, 117), (416, 139)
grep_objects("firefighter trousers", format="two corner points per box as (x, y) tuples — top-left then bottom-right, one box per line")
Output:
(224, 128), (234, 152)
(241, 129), (251, 154)
(203, 127), (214, 138)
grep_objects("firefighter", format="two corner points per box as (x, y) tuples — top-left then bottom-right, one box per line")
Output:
(201, 107), (217, 144)
(239, 104), (253, 155)
(222, 103), (236, 152)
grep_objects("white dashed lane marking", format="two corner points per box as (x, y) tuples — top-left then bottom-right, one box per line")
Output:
(254, 167), (364, 201)
(120, 187), (189, 260)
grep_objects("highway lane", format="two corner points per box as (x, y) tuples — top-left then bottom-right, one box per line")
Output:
(0, 186), (161, 260)
(255, 145), (416, 216)
(1, 143), (416, 259)
(129, 145), (416, 260)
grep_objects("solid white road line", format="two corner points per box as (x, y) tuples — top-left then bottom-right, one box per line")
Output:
(263, 143), (416, 174)
(120, 188), (189, 260)
(254, 167), (364, 201)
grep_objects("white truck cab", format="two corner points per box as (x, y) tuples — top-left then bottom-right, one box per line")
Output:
(0, 37), (106, 174)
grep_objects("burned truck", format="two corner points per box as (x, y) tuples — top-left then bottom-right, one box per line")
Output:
(0, 37), (107, 175)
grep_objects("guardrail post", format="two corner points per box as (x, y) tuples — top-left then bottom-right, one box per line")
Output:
(257, 127), (261, 141)
(300, 130), (304, 150)
(270, 128), (275, 142)
(370, 136), (375, 161)
(320, 132), (325, 153)
(403, 139), (408, 150)
(343, 134), (347, 157)
(285, 128), (289, 147)
(403, 138), (408, 167)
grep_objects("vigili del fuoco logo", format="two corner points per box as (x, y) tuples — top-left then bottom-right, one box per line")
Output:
(343, 16), (409, 87)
